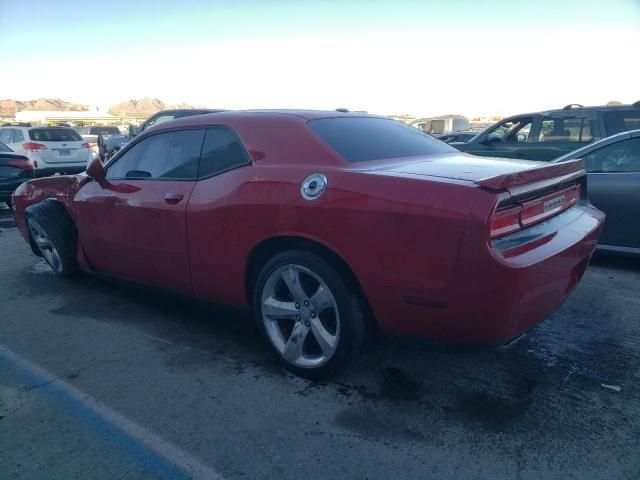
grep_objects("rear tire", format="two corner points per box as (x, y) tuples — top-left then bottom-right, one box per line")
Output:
(25, 200), (77, 277)
(253, 249), (367, 379)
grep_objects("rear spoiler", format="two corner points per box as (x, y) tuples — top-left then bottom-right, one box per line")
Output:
(474, 158), (586, 190)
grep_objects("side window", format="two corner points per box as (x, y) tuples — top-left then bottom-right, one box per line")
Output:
(539, 117), (593, 143)
(198, 127), (251, 178)
(0, 128), (13, 143)
(107, 129), (204, 180)
(13, 129), (24, 142)
(584, 138), (640, 173)
(487, 117), (533, 143)
(603, 111), (640, 135)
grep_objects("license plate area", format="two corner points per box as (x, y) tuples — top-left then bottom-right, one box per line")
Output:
(57, 149), (71, 156)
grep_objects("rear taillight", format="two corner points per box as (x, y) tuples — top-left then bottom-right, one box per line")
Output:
(81, 142), (91, 149)
(491, 185), (581, 239)
(23, 142), (47, 151)
(9, 158), (35, 170)
(490, 205), (522, 238)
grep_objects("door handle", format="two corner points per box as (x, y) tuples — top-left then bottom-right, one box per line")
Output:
(163, 193), (184, 205)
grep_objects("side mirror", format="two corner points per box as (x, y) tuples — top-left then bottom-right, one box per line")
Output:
(86, 157), (106, 182)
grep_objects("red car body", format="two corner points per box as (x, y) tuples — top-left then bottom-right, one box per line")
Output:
(12, 111), (604, 344)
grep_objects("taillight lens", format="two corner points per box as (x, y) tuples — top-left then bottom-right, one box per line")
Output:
(81, 142), (91, 149)
(9, 158), (35, 170)
(490, 205), (522, 239)
(520, 185), (581, 227)
(490, 185), (582, 239)
(23, 142), (47, 151)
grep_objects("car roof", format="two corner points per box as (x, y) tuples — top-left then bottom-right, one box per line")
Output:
(503, 103), (640, 120)
(144, 109), (386, 131)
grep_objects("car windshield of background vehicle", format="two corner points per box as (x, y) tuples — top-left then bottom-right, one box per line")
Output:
(90, 126), (120, 135)
(538, 117), (593, 142)
(604, 111), (640, 135)
(106, 129), (204, 180)
(29, 128), (83, 142)
(145, 115), (175, 130)
(585, 137), (640, 173)
(198, 127), (251, 178)
(308, 117), (454, 163)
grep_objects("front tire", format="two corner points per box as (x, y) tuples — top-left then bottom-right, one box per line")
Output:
(253, 250), (367, 379)
(26, 200), (77, 277)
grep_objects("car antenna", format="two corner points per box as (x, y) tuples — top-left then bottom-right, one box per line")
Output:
(335, 108), (350, 112)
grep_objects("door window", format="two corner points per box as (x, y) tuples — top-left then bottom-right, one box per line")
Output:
(107, 129), (204, 180)
(13, 129), (24, 142)
(198, 127), (251, 178)
(539, 117), (593, 143)
(0, 128), (12, 143)
(584, 138), (640, 173)
(486, 117), (533, 143)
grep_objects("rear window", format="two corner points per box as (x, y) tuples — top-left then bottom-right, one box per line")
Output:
(308, 117), (454, 163)
(0, 141), (10, 152)
(29, 128), (83, 142)
(89, 126), (121, 135)
(603, 111), (640, 135)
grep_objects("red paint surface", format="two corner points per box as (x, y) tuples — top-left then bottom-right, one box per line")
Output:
(12, 111), (605, 343)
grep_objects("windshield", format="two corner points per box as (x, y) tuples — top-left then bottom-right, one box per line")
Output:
(308, 117), (454, 163)
(89, 126), (121, 135)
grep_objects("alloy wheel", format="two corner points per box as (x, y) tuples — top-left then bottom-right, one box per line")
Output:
(27, 218), (63, 274)
(260, 264), (340, 368)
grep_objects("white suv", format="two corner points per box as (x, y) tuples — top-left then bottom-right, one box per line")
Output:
(0, 125), (92, 176)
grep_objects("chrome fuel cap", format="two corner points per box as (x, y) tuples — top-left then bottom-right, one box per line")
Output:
(301, 173), (328, 200)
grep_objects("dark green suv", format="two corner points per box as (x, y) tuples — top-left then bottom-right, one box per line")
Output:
(453, 102), (640, 161)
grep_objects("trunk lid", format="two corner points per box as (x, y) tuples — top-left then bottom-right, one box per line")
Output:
(370, 153), (585, 190)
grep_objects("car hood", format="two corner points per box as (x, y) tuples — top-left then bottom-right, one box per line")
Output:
(367, 153), (585, 190)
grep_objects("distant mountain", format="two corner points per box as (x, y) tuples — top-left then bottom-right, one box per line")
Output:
(0, 98), (90, 117)
(107, 97), (198, 116)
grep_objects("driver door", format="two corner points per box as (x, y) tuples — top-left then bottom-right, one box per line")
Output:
(74, 128), (205, 293)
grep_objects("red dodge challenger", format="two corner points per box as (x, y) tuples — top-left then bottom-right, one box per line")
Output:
(12, 110), (604, 378)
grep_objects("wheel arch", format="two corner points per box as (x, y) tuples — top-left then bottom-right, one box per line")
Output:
(25, 198), (77, 256)
(244, 235), (376, 327)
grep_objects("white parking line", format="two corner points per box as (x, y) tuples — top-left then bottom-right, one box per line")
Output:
(0, 344), (226, 480)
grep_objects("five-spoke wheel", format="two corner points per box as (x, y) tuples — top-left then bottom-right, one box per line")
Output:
(254, 250), (367, 378)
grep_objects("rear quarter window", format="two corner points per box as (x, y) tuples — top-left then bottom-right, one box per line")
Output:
(29, 128), (83, 142)
(308, 117), (454, 163)
(603, 110), (640, 135)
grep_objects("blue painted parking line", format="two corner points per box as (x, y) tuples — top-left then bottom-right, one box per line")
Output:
(0, 344), (224, 480)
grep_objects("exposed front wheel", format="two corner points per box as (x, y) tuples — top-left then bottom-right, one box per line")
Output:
(254, 250), (367, 379)
(26, 200), (77, 277)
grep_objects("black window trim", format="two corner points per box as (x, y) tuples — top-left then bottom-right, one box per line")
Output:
(104, 125), (253, 182)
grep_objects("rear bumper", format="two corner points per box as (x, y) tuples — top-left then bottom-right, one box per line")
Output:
(371, 203), (604, 343)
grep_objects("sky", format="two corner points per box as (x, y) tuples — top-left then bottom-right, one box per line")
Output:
(1, 0), (639, 117)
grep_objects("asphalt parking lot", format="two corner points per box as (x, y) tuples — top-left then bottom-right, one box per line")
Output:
(1, 203), (639, 480)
